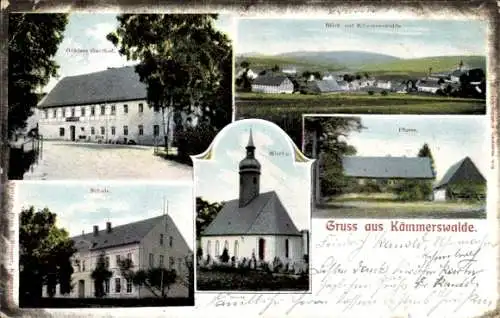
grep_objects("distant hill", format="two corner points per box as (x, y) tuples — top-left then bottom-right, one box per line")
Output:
(235, 55), (344, 73)
(359, 55), (487, 74)
(276, 51), (401, 68)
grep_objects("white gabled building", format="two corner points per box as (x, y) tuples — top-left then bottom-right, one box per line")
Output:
(251, 74), (294, 94)
(36, 66), (198, 146)
(43, 215), (192, 299)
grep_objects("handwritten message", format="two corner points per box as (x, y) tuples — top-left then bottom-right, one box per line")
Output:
(200, 219), (497, 318)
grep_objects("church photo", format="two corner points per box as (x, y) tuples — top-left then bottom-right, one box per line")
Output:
(193, 119), (313, 291)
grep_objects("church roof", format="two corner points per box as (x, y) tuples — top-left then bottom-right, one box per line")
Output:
(434, 157), (486, 190)
(202, 191), (301, 237)
(342, 156), (434, 179)
(71, 215), (170, 251)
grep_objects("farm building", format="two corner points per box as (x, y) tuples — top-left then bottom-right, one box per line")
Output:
(307, 80), (343, 94)
(416, 80), (443, 94)
(433, 157), (486, 201)
(251, 74), (294, 94)
(199, 131), (309, 267)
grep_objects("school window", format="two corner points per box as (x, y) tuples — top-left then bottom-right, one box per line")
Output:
(59, 128), (65, 137)
(104, 279), (110, 293)
(215, 241), (220, 256)
(169, 256), (175, 270)
(138, 125), (144, 136)
(160, 234), (164, 245)
(105, 256), (110, 269)
(52, 109), (56, 118)
(138, 103), (144, 113)
(71, 108), (75, 117)
(111, 104), (116, 115)
(159, 255), (164, 267)
(81, 106), (86, 117)
(224, 240), (229, 250)
(115, 278), (121, 293)
(207, 240), (212, 256)
(285, 239), (289, 258)
(234, 241), (239, 258)
(169, 236), (173, 247)
(100, 126), (105, 135)
(91, 127), (95, 135)
(63, 108), (67, 117)
(100, 105), (105, 115)
(126, 279), (132, 293)
(111, 126), (116, 135)
(82, 260), (86, 271)
(153, 125), (160, 137)
(123, 125), (128, 136)
(149, 253), (154, 267)
(91, 106), (95, 116)
(123, 104), (128, 114)
(116, 255), (120, 266)
(44, 110), (48, 119)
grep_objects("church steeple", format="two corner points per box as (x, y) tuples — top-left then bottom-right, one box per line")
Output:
(239, 129), (261, 207)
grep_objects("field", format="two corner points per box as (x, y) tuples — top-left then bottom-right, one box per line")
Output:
(197, 267), (309, 291)
(236, 92), (486, 116)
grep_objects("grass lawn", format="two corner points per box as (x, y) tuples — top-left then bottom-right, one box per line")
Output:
(236, 92), (486, 115)
(314, 199), (486, 219)
(197, 268), (309, 291)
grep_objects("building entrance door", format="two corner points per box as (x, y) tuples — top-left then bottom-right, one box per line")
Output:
(78, 279), (85, 298)
(70, 125), (76, 141)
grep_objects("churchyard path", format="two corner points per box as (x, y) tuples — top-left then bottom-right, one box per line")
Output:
(23, 141), (193, 180)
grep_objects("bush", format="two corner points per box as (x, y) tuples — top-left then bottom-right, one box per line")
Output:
(381, 90), (388, 96)
(175, 123), (219, 164)
(393, 180), (433, 201)
(368, 91), (375, 95)
(220, 248), (229, 263)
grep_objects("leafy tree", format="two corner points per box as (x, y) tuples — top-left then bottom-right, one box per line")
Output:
(235, 61), (252, 92)
(19, 207), (75, 303)
(302, 71), (312, 79)
(240, 61), (250, 69)
(304, 117), (364, 197)
(107, 14), (232, 151)
(196, 197), (223, 237)
(91, 252), (112, 298)
(418, 143), (436, 178)
(8, 13), (69, 179)
(271, 64), (280, 72)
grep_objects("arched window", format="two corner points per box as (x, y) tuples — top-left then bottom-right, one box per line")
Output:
(215, 240), (220, 256)
(224, 240), (229, 250)
(234, 241), (239, 258)
(207, 240), (212, 256)
(285, 239), (290, 258)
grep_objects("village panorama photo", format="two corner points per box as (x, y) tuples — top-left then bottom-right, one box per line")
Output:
(302, 114), (490, 219)
(193, 119), (313, 292)
(12, 181), (194, 308)
(7, 13), (233, 180)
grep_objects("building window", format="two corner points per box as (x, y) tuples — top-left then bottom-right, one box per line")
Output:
(91, 127), (95, 135)
(285, 239), (289, 258)
(104, 279), (110, 294)
(234, 241), (239, 258)
(160, 234), (164, 245)
(169, 236), (173, 247)
(126, 279), (132, 293)
(100, 126), (105, 135)
(138, 103), (144, 113)
(91, 106), (95, 116)
(138, 125), (144, 136)
(116, 255), (121, 267)
(82, 260), (86, 272)
(52, 109), (56, 118)
(105, 256), (110, 269)
(75, 259), (81, 272)
(100, 105), (105, 115)
(111, 126), (116, 135)
(127, 253), (131, 261)
(207, 240), (211, 256)
(159, 255), (164, 267)
(71, 108), (75, 117)
(115, 278), (121, 293)
(123, 125), (128, 136)
(123, 104), (128, 114)
(169, 256), (175, 270)
(44, 110), (48, 119)
(149, 253), (154, 268)
(81, 106), (86, 117)
(224, 240), (229, 250)
(177, 258), (182, 274)
(111, 104), (116, 115)
(153, 125), (160, 137)
(59, 128), (65, 137)
(215, 240), (220, 256)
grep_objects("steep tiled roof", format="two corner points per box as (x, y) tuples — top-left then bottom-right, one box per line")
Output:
(202, 191), (301, 236)
(252, 73), (290, 86)
(38, 66), (147, 108)
(72, 215), (170, 251)
(342, 156), (434, 179)
(434, 157), (486, 189)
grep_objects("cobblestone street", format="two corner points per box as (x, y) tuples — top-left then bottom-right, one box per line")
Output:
(23, 141), (193, 180)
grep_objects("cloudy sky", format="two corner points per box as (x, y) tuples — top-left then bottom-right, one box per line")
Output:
(43, 13), (233, 93)
(14, 181), (194, 249)
(320, 115), (491, 182)
(193, 119), (313, 232)
(236, 19), (486, 58)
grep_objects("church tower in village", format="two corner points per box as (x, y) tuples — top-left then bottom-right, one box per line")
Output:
(239, 130), (261, 207)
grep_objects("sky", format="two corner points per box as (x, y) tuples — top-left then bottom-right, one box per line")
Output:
(322, 115), (491, 183)
(14, 181), (194, 250)
(43, 13), (233, 93)
(236, 19), (487, 58)
(193, 119), (313, 232)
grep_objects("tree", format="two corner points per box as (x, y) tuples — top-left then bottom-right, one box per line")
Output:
(19, 207), (75, 303)
(91, 252), (112, 298)
(236, 61), (252, 92)
(418, 143), (436, 178)
(8, 13), (69, 179)
(196, 197), (223, 238)
(304, 117), (364, 197)
(240, 61), (250, 69)
(107, 14), (232, 152)
(271, 64), (280, 72)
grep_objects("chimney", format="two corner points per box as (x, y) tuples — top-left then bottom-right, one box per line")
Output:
(106, 222), (112, 233)
(93, 225), (99, 236)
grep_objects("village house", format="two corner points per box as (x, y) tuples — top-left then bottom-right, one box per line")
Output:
(200, 131), (309, 268)
(307, 79), (343, 94)
(282, 66), (297, 75)
(35, 66), (197, 146)
(251, 74), (294, 94)
(42, 215), (192, 299)
(416, 79), (442, 94)
(433, 157), (486, 201)
(375, 80), (392, 90)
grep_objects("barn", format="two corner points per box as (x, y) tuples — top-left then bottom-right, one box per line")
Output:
(251, 74), (294, 94)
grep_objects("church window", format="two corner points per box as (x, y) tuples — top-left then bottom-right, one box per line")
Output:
(215, 240), (220, 256)
(207, 240), (212, 256)
(234, 241), (239, 258)
(224, 240), (229, 250)
(285, 239), (290, 258)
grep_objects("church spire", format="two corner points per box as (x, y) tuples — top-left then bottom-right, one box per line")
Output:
(239, 129), (261, 207)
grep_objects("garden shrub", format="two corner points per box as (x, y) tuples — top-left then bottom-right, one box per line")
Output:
(393, 180), (433, 201)
(368, 90), (374, 95)
(220, 248), (230, 263)
(381, 90), (388, 96)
